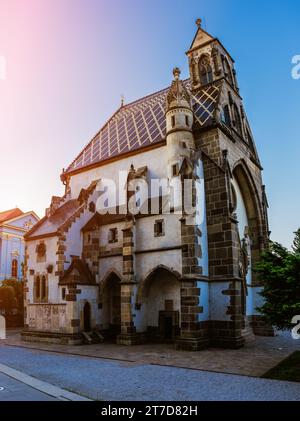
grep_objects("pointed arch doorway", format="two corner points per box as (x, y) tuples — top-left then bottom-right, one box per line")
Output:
(139, 266), (181, 343)
(102, 273), (121, 340)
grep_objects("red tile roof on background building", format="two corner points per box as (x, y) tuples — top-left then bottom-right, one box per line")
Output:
(0, 208), (24, 224)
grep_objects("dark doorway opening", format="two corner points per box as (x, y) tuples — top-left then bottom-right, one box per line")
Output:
(102, 273), (121, 341)
(83, 302), (91, 332)
(159, 311), (179, 343)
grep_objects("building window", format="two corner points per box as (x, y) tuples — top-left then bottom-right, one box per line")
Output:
(199, 55), (213, 85)
(36, 242), (46, 262)
(223, 57), (234, 86)
(171, 115), (175, 128)
(233, 104), (243, 136)
(181, 141), (187, 149)
(185, 115), (189, 127)
(41, 276), (47, 301)
(35, 276), (40, 301)
(172, 163), (179, 177)
(108, 228), (118, 244)
(11, 259), (18, 278)
(154, 219), (165, 237)
(62, 288), (66, 300)
(222, 105), (231, 126)
(191, 58), (198, 85)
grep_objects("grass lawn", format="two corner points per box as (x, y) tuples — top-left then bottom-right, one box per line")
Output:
(263, 352), (300, 382)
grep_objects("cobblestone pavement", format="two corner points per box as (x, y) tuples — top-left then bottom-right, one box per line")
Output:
(0, 345), (300, 401)
(3, 329), (300, 377)
(0, 372), (57, 401)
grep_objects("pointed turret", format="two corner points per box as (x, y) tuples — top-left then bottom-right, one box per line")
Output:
(165, 68), (195, 179)
(166, 67), (191, 111)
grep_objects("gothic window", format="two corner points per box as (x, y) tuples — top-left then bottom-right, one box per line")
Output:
(11, 259), (18, 278)
(221, 105), (231, 127)
(233, 104), (243, 136)
(35, 276), (40, 301)
(191, 58), (198, 84)
(223, 57), (234, 86)
(211, 48), (221, 75)
(41, 276), (47, 301)
(199, 56), (213, 85)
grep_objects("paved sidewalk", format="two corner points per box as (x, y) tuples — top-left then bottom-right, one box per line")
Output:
(0, 363), (91, 401)
(0, 372), (57, 401)
(0, 373), (58, 402)
(0, 345), (300, 401)
(3, 329), (300, 377)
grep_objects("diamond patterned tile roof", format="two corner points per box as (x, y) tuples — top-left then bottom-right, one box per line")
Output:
(65, 80), (221, 174)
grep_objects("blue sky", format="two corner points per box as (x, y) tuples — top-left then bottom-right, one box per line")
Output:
(0, 0), (299, 248)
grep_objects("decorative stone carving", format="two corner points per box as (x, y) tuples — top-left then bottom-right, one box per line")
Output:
(166, 68), (191, 110)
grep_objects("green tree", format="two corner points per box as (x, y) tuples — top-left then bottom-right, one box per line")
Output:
(2, 279), (24, 313)
(0, 286), (18, 315)
(256, 229), (300, 330)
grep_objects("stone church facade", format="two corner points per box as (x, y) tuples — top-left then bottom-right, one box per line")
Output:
(23, 21), (271, 350)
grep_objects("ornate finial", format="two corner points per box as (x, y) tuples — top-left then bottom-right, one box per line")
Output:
(196, 18), (202, 28)
(173, 67), (181, 80)
(121, 94), (125, 107)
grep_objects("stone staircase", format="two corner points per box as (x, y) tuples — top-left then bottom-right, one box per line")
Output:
(82, 330), (104, 345)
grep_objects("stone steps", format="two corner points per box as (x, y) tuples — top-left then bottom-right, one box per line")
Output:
(82, 330), (104, 345)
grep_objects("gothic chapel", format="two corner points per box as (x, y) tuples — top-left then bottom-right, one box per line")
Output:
(23, 21), (272, 350)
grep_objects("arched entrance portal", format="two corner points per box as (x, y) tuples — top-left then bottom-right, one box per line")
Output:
(102, 273), (121, 340)
(232, 162), (265, 338)
(141, 267), (181, 343)
(83, 302), (91, 332)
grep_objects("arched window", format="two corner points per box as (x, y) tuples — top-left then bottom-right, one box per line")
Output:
(221, 105), (231, 126)
(41, 276), (46, 300)
(233, 104), (243, 136)
(11, 259), (18, 278)
(35, 276), (40, 300)
(223, 58), (234, 86)
(190, 58), (198, 85)
(199, 56), (213, 86)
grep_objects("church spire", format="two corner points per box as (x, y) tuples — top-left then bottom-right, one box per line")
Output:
(186, 19), (238, 92)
